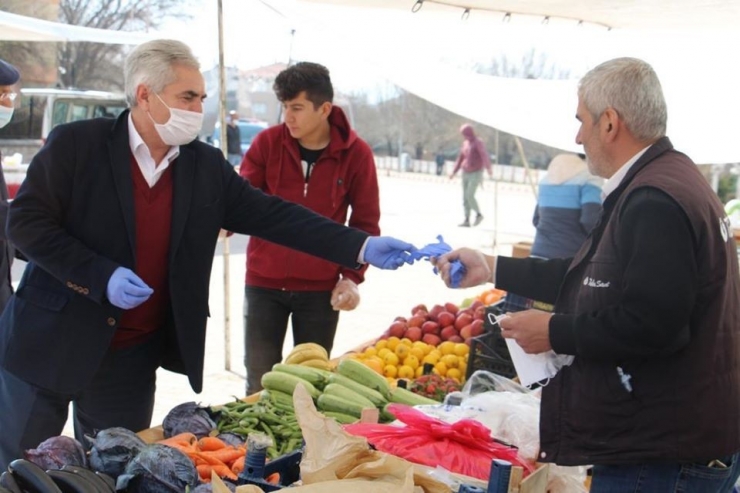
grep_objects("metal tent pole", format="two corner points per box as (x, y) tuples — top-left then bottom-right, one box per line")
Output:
(217, 0), (232, 371)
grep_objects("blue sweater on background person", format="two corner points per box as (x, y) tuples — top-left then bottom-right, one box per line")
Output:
(531, 154), (603, 259)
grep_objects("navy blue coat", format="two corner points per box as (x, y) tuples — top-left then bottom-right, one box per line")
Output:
(0, 111), (367, 394)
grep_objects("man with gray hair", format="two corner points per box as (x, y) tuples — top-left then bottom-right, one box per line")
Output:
(0, 39), (415, 469)
(434, 57), (740, 491)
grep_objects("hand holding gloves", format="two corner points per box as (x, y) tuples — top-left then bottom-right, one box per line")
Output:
(363, 236), (416, 270)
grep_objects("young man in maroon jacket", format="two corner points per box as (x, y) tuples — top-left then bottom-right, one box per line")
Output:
(239, 62), (380, 393)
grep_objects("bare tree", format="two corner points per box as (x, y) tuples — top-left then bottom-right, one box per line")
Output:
(58, 0), (193, 90)
(475, 48), (571, 80)
(0, 0), (58, 85)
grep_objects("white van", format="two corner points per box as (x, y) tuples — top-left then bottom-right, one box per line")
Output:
(0, 88), (127, 196)
(0, 87), (127, 159)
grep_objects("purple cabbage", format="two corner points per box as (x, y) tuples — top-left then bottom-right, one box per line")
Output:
(23, 436), (88, 470)
(162, 402), (216, 439)
(215, 433), (245, 448)
(87, 427), (146, 479)
(115, 444), (198, 493)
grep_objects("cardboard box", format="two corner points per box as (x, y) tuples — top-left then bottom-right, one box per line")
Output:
(512, 241), (533, 259)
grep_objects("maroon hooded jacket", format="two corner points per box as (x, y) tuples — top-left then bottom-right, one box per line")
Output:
(240, 106), (380, 291)
(452, 124), (492, 175)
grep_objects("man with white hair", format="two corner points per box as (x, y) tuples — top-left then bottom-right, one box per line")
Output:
(0, 39), (415, 469)
(435, 58), (740, 491)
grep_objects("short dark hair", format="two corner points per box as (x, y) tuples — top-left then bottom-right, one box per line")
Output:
(273, 62), (333, 108)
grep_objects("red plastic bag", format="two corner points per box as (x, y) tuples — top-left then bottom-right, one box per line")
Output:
(344, 404), (535, 481)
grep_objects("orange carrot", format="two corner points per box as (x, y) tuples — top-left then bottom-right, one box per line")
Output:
(158, 432), (198, 450)
(230, 455), (245, 475)
(200, 447), (244, 466)
(197, 464), (213, 482)
(198, 436), (227, 451)
(209, 464), (238, 481)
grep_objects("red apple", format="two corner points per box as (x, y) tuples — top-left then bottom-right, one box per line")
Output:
(437, 311), (455, 327)
(381, 329), (391, 339)
(411, 304), (429, 315)
(448, 335), (464, 343)
(440, 326), (458, 341)
(470, 300), (485, 311)
(406, 326), (422, 342)
(428, 304), (445, 322)
(421, 320), (440, 334)
(422, 333), (442, 346)
(394, 316), (408, 323)
(470, 319), (485, 337)
(458, 307), (474, 319)
(413, 309), (429, 320)
(474, 305), (486, 321)
(454, 313), (474, 331)
(444, 302), (459, 315)
(408, 315), (426, 328)
(389, 321), (407, 338)
(459, 324), (473, 340)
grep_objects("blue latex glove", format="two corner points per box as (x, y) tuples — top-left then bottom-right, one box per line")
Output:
(410, 235), (467, 288)
(363, 236), (417, 270)
(106, 267), (154, 309)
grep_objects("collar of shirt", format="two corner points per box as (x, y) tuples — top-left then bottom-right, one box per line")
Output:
(127, 113), (179, 188)
(601, 145), (652, 200)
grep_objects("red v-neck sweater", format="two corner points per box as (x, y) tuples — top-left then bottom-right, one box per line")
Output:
(112, 156), (174, 348)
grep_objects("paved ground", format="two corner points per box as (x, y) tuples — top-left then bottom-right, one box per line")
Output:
(49, 170), (537, 435)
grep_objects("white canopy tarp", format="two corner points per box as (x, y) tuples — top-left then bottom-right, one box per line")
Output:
(0, 9), (153, 44)
(379, 59), (738, 165)
(291, 0), (740, 163)
(300, 0), (740, 30)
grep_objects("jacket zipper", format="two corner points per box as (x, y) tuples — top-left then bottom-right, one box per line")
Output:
(303, 160), (314, 197)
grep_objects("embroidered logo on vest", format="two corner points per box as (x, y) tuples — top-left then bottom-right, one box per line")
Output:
(720, 215), (731, 243)
(583, 276), (611, 288)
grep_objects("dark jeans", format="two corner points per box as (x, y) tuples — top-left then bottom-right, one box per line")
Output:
(591, 453), (740, 493)
(244, 285), (339, 394)
(0, 332), (162, 470)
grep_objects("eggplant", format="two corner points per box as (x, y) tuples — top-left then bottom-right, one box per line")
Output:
(8, 459), (62, 493)
(0, 472), (23, 493)
(45, 470), (97, 493)
(59, 466), (113, 493)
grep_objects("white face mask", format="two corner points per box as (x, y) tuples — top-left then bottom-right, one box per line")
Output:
(148, 93), (203, 146)
(0, 105), (13, 129)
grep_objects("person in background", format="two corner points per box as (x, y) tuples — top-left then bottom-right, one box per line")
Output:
(434, 57), (740, 492)
(0, 58), (20, 313)
(435, 150), (445, 176)
(531, 153), (603, 259)
(239, 62), (380, 394)
(0, 40), (415, 470)
(226, 110), (242, 166)
(450, 123), (492, 227)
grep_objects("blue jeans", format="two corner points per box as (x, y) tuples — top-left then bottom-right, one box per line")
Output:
(244, 286), (339, 394)
(591, 453), (740, 493)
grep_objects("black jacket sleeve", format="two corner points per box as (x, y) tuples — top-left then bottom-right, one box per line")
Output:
(549, 187), (697, 361)
(496, 256), (571, 303)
